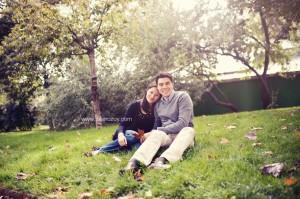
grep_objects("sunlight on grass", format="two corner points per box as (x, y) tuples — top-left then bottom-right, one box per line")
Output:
(0, 107), (300, 198)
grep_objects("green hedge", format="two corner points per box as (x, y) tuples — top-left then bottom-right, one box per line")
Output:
(194, 72), (300, 115)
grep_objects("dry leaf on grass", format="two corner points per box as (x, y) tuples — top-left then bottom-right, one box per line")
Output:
(295, 130), (300, 137)
(281, 126), (288, 130)
(288, 160), (300, 174)
(252, 142), (262, 147)
(95, 139), (101, 143)
(100, 187), (114, 196)
(79, 192), (93, 199)
(225, 125), (236, 129)
(251, 127), (263, 131)
(208, 154), (217, 160)
(262, 151), (273, 156)
(134, 169), (144, 182)
(16, 172), (35, 180)
(220, 138), (229, 144)
(48, 146), (56, 151)
(245, 131), (257, 140)
(117, 192), (139, 199)
(54, 187), (68, 192)
(145, 190), (152, 198)
(261, 163), (284, 177)
(112, 155), (121, 162)
(284, 177), (298, 186)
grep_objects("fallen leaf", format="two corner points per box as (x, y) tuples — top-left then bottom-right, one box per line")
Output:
(16, 172), (35, 180)
(79, 192), (93, 199)
(288, 160), (300, 174)
(220, 138), (229, 144)
(145, 190), (152, 197)
(245, 131), (257, 140)
(251, 127), (263, 131)
(281, 126), (288, 130)
(226, 125), (236, 129)
(112, 156), (121, 162)
(262, 151), (273, 156)
(91, 146), (99, 151)
(261, 163), (284, 177)
(54, 187), (68, 193)
(134, 169), (144, 182)
(252, 142), (262, 147)
(117, 192), (137, 199)
(284, 177), (298, 186)
(295, 131), (300, 137)
(134, 129), (145, 139)
(95, 139), (101, 143)
(46, 177), (54, 182)
(100, 187), (114, 196)
(84, 151), (93, 157)
(48, 146), (56, 151)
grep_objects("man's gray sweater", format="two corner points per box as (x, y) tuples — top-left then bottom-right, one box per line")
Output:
(154, 90), (194, 134)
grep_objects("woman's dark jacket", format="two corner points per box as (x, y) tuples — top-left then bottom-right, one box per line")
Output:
(112, 100), (155, 140)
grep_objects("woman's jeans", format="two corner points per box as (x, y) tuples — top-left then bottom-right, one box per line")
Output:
(96, 130), (140, 153)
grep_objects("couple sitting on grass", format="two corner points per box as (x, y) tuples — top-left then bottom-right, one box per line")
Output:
(92, 72), (195, 172)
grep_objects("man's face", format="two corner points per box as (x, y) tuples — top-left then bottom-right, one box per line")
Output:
(157, 77), (174, 97)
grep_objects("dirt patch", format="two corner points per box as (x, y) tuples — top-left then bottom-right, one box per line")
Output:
(0, 187), (37, 199)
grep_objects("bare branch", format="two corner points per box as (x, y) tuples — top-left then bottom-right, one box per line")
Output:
(248, 35), (265, 49)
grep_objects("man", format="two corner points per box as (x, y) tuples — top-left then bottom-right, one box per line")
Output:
(122, 72), (195, 171)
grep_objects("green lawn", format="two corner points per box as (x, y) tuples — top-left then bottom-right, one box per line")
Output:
(0, 107), (300, 198)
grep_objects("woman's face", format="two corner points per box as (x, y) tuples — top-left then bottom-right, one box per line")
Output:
(146, 87), (161, 104)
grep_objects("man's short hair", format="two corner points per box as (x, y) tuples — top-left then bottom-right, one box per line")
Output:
(155, 72), (173, 84)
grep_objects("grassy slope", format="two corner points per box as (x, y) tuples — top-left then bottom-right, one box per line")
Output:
(0, 107), (300, 199)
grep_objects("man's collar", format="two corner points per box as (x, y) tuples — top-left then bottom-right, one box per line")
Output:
(162, 90), (175, 102)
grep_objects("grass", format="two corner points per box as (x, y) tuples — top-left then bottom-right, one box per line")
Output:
(0, 107), (300, 198)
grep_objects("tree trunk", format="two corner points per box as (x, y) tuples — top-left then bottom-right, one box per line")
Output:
(259, 75), (272, 108)
(87, 48), (102, 128)
(204, 91), (238, 112)
(259, 7), (272, 109)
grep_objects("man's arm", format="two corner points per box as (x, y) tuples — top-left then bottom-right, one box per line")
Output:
(157, 92), (193, 134)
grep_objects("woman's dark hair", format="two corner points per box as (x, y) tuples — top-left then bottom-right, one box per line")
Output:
(155, 72), (173, 84)
(141, 82), (160, 114)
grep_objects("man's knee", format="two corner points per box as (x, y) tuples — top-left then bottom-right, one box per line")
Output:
(181, 127), (195, 137)
(149, 130), (167, 138)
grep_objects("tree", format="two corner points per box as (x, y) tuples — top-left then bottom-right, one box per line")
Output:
(117, 0), (210, 100)
(187, 0), (298, 109)
(1, 0), (127, 128)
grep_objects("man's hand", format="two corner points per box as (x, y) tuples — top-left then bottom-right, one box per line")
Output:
(118, 132), (127, 146)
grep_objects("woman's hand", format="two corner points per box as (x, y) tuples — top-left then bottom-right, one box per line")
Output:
(117, 132), (127, 146)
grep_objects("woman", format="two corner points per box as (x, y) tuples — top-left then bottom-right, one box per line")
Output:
(91, 83), (161, 155)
